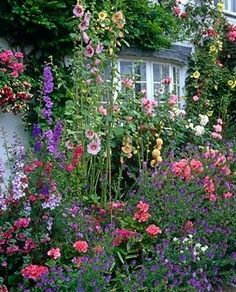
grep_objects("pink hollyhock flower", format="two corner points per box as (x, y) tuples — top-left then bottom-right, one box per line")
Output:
(122, 78), (134, 89)
(213, 124), (222, 133)
(190, 159), (204, 174)
(79, 20), (89, 31)
(85, 130), (95, 140)
(95, 44), (104, 54)
(13, 218), (31, 229)
(96, 75), (103, 84)
(73, 240), (89, 253)
(82, 32), (90, 44)
(47, 247), (61, 259)
(223, 192), (233, 199)
(192, 95), (199, 102)
(161, 77), (171, 84)
(146, 224), (162, 236)
(84, 12), (91, 23)
(217, 118), (223, 125)
(84, 44), (94, 58)
(73, 4), (84, 17)
(211, 132), (222, 140)
(87, 139), (101, 155)
(168, 95), (178, 106)
(98, 105), (107, 116)
(21, 265), (49, 280)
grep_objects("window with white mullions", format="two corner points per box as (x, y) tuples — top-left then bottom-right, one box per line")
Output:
(119, 60), (147, 94)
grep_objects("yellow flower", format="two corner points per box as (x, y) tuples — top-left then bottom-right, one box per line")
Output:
(112, 11), (124, 24)
(192, 70), (200, 79)
(217, 2), (224, 11)
(98, 11), (108, 21)
(152, 149), (161, 159)
(121, 144), (132, 154)
(156, 138), (163, 147)
(207, 111), (213, 117)
(209, 45), (217, 53)
(228, 80), (236, 89)
(116, 20), (125, 29)
(156, 156), (163, 163)
(150, 159), (158, 168)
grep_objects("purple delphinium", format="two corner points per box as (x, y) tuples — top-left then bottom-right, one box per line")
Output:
(41, 65), (54, 123)
(43, 121), (63, 158)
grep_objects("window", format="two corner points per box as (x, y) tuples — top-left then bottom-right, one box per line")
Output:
(214, 0), (236, 13)
(118, 59), (184, 106)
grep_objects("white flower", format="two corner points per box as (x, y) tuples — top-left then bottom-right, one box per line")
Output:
(194, 125), (205, 136)
(195, 243), (201, 249)
(201, 246), (208, 252)
(173, 237), (179, 242)
(199, 114), (209, 126)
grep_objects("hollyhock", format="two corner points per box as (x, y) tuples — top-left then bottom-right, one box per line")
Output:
(84, 44), (94, 58)
(211, 132), (222, 140)
(85, 130), (95, 140)
(47, 247), (61, 259)
(87, 138), (101, 155)
(122, 78), (134, 89)
(73, 240), (89, 253)
(82, 32), (90, 44)
(79, 20), (89, 31)
(146, 224), (162, 236)
(21, 265), (49, 280)
(168, 95), (178, 106)
(95, 44), (104, 54)
(73, 4), (84, 17)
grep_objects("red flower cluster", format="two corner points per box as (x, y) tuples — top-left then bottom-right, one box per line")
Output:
(21, 264), (49, 280)
(133, 201), (151, 223)
(66, 144), (84, 172)
(113, 228), (137, 246)
(146, 224), (162, 237)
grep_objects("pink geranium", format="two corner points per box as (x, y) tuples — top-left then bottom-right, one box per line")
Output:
(146, 224), (162, 237)
(73, 240), (89, 253)
(223, 192), (233, 199)
(21, 264), (49, 280)
(47, 247), (61, 259)
(13, 218), (31, 229)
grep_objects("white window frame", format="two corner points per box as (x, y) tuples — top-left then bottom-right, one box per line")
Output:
(118, 58), (186, 107)
(214, 0), (236, 15)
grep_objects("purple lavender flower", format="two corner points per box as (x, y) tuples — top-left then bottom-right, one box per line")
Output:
(41, 65), (54, 123)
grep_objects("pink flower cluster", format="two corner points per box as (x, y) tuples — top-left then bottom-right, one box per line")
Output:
(13, 218), (31, 229)
(0, 50), (25, 78)
(146, 224), (162, 237)
(161, 77), (172, 84)
(122, 77), (134, 89)
(168, 94), (178, 106)
(21, 264), (49, 280)
(211, 118), (223, 140)
(227, 24), (236, 42)
(141, 97), (158, 116)
(113, 228), (137, 246)
(133, 201), (151, 223)
(73, 240), (89, 253)
(203, 27), (218, 38)
(203, 176), (216, 201)
(171, 158), (203, 181)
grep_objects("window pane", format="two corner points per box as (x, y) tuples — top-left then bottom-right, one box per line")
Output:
(232, 0), (236, 12)
(135, 83), (146, 93)
(134, 63), (146, 81)
(224, 0), (228, 10)
(162, 65), (170, 78)
(153, 64), (161, 82)
(120, 61), (133, 75)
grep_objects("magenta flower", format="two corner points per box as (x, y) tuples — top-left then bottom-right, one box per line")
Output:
(73, 4), (84, 17)
(87, 138), (101, 155)
(79, 20), (89, 31)
(84, 44), (94, 58)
